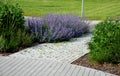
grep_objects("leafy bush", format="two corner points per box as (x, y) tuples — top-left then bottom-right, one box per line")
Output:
(0, 30), (32, 52)
(0, 2), (32, 52)
(27, 14), (89, 42)
(89, 18), (120, 63)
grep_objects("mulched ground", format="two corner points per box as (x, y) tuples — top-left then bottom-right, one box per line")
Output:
(71, 53), (120, 76)
(0, 42), (40, 56)
(0, 52), (11, 56)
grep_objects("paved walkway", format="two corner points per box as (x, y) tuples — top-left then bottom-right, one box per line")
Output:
(10, 33), (92, 63)
(0, 57), (117, 76)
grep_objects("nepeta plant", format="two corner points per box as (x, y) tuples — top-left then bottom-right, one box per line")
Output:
(27, 14), (89, 42)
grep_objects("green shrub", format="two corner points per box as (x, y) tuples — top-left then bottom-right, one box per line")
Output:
(0, 2), (25, 33)
(89, 18), (120, 63)
(0, 2), (32, 52)
(0, 35), (5, 50)
(19, 30), (32, 47)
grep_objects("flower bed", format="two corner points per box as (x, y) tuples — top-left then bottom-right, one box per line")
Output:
(27, 14), (89, 43)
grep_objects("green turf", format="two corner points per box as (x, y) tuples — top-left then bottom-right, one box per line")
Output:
(10, 0), (120, 20)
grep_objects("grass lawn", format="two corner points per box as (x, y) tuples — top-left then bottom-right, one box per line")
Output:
(10, 0), (120, 20)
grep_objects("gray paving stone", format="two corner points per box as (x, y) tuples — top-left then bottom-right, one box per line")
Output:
(77, 66), (86, 76)
(65, 64), (76, 76)
(10, 33), (92, 63)
(48, 62), (62, 76)
(0, 57), (117, 76)
(54, 63), (67, 76)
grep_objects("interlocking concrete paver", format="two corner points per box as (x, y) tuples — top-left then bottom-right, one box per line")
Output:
(10, 34), (92, 63)
(0, 57), (116, 76)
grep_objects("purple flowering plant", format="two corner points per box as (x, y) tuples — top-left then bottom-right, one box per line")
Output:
(27, 14), (89, 43)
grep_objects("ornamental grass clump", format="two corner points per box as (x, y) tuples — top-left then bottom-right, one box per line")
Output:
(0, 2), (32, 52)
(27, 14), (89, 43)
(89, 18), (120, 64)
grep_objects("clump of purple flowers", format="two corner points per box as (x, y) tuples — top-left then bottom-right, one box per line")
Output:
(27, 14), (89, 43)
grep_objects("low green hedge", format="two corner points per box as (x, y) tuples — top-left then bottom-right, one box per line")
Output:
(0, 2), (32, 52)
(89, 18), (120, 64)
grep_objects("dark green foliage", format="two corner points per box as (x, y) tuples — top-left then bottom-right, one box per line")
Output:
(89, 18), (120, 63)
(0, 30), (32, 52)
(0, 2), (25, 33)
(0, 2), (32, 52)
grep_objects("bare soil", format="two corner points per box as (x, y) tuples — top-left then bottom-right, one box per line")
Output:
(71, 53), (120, 76)
(0, 52), (11, 56)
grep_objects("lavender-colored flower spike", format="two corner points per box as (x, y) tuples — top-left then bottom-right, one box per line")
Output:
(26, 14), (89, 43)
